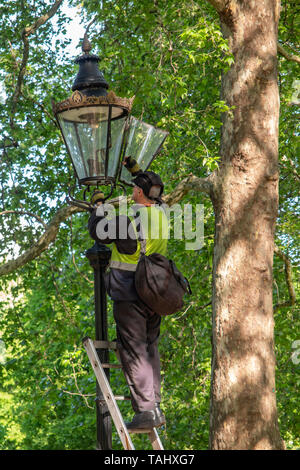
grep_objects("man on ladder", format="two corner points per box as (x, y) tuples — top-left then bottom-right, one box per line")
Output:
(88, 157), (168, 432)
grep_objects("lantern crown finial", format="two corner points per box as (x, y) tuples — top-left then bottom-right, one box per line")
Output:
(82, 33), (92, 55)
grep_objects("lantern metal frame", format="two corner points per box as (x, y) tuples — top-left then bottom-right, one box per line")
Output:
(52, 90), (134, 189)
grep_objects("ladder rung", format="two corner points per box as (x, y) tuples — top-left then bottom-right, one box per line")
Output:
(115, 395), (131, 401)
(98, 395), (131, 402)
(128, 428), (154, 434)
(101, 363), (122, 369)
(94, 340), (117, 350)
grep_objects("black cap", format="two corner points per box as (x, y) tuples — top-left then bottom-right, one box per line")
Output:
(132, 171), (164, 200)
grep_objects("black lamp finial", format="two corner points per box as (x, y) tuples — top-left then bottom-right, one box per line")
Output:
(72, 32), (109, 95)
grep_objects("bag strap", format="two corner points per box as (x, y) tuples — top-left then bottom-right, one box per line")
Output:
(140, 238), (147, 256)
(131, 211), (146, 259)
(184, 277), (192, 295)
(132, 204), (167, 259)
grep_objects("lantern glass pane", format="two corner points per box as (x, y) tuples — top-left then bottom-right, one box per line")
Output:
(78, 120), (108, 178)
(58, 107), (109, 181)
(58, 117), (86, 180)
(119, 116), (168, 185)
(108, 116), (128, 179)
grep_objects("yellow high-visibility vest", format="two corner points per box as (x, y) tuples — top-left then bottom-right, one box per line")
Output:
(110, 205), (168, 272)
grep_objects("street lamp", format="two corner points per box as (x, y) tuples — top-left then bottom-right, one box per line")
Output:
(52, 33), (168, 450)
(52, 34), (168, 209)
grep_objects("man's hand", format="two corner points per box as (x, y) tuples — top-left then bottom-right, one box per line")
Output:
(90, 191), (105, 206)
(122, 156), (141, 174)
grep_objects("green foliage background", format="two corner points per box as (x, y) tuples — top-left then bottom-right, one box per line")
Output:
(0, 0), (299, 450)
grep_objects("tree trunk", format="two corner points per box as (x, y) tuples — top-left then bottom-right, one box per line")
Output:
(210, 0), (285, 449)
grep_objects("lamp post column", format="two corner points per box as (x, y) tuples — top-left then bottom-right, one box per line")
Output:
(85, 241), (112, 450)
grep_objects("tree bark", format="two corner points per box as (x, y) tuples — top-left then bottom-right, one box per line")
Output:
(209, 0), (285, 449)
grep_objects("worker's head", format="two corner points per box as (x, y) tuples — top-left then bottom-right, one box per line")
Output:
(132, 184), (162, 204)
(132, 171), (164, 204)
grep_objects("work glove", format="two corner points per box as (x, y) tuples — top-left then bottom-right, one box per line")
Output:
(90, 191), (105, 206)
(123, 156), (141, 175)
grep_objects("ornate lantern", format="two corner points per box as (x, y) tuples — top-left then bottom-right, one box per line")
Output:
(52, 34), (168, 209)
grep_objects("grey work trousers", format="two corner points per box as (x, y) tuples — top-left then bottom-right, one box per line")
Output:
(113, 299), (161, 413)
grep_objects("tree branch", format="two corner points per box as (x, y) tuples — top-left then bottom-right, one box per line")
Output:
(23, 0), (64, 36)
(10, 0), (64, 127)
(0, 204), (82, 276)
(277, 43), (300, 64)
(0, 139), (19, 150)
(273, 246), (297, 312)
(0, 173), (215, 276)
(163, 173), (214, 205)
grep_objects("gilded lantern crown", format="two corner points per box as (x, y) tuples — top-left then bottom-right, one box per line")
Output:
(52, 90), (134, 117)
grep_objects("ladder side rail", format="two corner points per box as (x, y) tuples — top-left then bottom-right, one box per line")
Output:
(148, 429), (164, 451)
(83, 337), (135, 451)
(128, 428), (164, 450)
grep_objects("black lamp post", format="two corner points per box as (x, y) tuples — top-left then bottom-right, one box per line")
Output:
(52, 33), (168, 450)
(85, 241), (112, 450)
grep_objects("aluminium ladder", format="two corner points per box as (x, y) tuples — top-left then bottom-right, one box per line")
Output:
(82, 336), (164, 450)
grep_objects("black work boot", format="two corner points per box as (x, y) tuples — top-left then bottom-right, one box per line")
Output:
(154, 402), (166, 427)
(126, 410), (157, 431)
